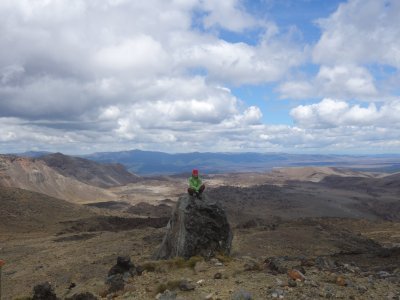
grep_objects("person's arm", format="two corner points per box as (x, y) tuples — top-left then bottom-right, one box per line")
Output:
(189, 177), (197, 190)
(194, 177), (202, 191)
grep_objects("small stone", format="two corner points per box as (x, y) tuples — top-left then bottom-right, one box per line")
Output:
(214, 272), (222, 279)
(205, 293), (214, 300)
(197, 279), (205, 285)
(336, 276), (347, 286)
(377, 271), (392, 279)
(264, 257), (287, 274)
(271, 289), (284, 299)
(179, 280), (195, 291)
(156, 289), (177, 300)
(357, 285), (367, 294)
(288, 279), (297, 288)
(287, 269), (306, 282)
(275, 278), (284, 286)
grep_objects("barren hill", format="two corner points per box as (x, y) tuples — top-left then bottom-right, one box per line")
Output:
(270, 166), (380, 182)
(0, 155), (116, 203)
(40, 153), (141, 188)
(0, 186), (95, 232)
(321, 172), (400, 192)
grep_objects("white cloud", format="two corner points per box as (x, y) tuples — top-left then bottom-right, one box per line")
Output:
(279, 0), (400, 102)
(279, 64), (378, 100)
(317, 65), (377, 97)
(93, 36), (168, 73)
(290, 98), (400, 128)
(313, 0), (400, 67)
(200, 0), (259, 32)
(180, 37), (305, 85)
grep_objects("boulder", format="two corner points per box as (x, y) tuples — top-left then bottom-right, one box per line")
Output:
(106, 256), (136, 293)
(108, 256), (136, 277)
(154, 194), (232, 259)
(32, 282), (58, 300)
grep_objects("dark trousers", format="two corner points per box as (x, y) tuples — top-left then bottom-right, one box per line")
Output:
(188, 184), (205, 196)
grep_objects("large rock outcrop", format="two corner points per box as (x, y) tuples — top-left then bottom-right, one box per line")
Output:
(154, 194), (232, 259)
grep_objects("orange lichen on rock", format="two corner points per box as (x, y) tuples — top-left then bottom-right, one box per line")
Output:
(336, 276), (347, 286)
(288, 269), (306, 281)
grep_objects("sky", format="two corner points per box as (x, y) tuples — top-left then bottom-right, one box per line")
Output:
(0, 0), (399, 154)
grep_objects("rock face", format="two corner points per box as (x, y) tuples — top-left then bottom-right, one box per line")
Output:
(154, 194), (232, 259)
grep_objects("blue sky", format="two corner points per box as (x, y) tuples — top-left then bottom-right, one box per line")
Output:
(0, 0), (399, 154)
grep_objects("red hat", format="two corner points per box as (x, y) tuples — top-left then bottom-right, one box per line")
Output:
(192, 169), (199, 176)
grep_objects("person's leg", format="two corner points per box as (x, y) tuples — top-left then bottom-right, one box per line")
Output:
(199, 184), (205, 194)
(188, 188), (195, 196)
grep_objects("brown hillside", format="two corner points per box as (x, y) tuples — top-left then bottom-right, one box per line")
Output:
(0, 187), (95, 233)
(40, 152), (141, 188)
(0, 155), (116, 203)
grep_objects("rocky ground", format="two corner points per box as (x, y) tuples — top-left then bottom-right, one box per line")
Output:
(1, 167), (400, 299)
(1, 217), (399, 299)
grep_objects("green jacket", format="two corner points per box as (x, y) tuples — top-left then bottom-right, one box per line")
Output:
(188, 176), (202, 192)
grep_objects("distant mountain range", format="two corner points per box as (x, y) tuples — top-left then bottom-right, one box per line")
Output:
(84, 149), (400, 175)
(9, 149), (400, 175)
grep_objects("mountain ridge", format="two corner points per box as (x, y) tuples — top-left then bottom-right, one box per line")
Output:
(0, 154), (136, 203)
(84, 149), (400, 175)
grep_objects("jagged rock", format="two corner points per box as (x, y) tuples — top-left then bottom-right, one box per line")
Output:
(105, 256), (136, 293)
(32, 282), (58, 300)
(178, 280), (195, 291)
(154, 194), (232, 259)
(136, 265), (144, 276)
(108, 256), (136, 277)
(106, 274), (125, 293)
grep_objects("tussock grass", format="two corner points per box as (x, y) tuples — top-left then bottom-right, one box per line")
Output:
(142, 256), (205, 273)
(155, 280), (181, 294)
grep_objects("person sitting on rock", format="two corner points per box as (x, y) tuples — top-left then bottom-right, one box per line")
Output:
(188, 169), (205, 199)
